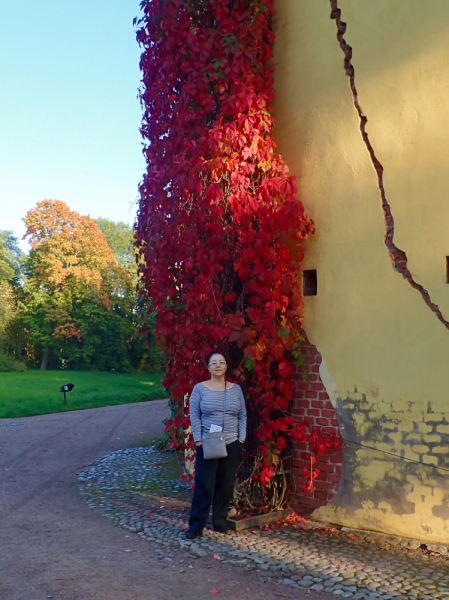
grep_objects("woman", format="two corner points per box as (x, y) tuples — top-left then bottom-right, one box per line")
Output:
(186, 351), (247, 539)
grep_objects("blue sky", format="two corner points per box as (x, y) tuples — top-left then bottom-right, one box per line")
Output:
(0, 0), (145, 251)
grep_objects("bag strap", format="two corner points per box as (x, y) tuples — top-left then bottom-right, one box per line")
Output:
(222, 380), (226, 431)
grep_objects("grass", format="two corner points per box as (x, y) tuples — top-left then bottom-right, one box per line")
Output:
(0, 370), (168, 418)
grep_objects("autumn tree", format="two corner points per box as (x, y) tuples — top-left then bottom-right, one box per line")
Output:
(21, 200), (138, 371)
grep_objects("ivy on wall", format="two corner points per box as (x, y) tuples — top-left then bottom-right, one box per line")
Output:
(135, 0), (340, 497)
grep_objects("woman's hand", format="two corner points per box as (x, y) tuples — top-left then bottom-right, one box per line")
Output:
(195, 442), (202, 446)
(239, 440), (245, 443)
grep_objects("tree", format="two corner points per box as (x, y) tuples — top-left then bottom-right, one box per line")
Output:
(0, 231), (26, 371)
(23, 200), (115, 293)
(95, 218), (137, 277)
(0, 282), (26, 371)
(95, 217), (163, 372)
(21, 200), (138, 371)
(0, 231), (24, 286)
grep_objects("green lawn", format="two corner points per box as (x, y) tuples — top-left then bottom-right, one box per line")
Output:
(0, 370), (168, 418)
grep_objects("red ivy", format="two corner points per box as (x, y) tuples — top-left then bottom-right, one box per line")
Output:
(135, 0), (340, 495)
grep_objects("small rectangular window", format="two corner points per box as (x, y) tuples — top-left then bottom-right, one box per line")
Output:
(303, 269), (317, 296)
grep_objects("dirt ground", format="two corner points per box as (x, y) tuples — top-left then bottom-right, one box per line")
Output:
(0, 400), (331, 600)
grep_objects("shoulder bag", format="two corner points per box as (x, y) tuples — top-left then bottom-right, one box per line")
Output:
(201, 382), (228, 460)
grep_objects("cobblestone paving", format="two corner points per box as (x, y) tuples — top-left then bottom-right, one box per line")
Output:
(78, 446), (449, 600)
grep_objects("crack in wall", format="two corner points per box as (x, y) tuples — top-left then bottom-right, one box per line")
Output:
(329, 1), (449, 330)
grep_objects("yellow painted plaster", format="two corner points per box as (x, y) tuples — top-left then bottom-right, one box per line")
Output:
(272, 0), (449, 542)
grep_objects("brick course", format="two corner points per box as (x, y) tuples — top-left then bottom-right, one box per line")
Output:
(289, 336), (343, 514)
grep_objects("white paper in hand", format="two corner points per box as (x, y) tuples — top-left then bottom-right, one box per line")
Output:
(209, 424), (223, 433)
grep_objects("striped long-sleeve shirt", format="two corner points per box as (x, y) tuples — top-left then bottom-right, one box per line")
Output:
(189, 382), (247, 444)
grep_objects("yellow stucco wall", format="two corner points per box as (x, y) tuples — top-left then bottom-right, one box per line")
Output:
(272, 0), (449, 543)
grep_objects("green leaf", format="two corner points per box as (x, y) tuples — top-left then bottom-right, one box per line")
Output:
(277, 327), (289, 338)
(243, 358), (255, 372)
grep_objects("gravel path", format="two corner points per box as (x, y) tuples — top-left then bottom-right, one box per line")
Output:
(79, 444), (449, 600)
(0, 401), (327, 600)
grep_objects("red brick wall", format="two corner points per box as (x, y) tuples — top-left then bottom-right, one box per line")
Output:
(289, 337), (343, 514)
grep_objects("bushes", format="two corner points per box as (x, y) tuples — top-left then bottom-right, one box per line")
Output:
(136, 339), (165, 374)
(0, 281), (26, 372)
(0, 349), (26, 372)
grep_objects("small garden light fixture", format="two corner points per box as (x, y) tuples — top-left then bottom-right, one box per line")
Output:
(60, 383), (75, 404)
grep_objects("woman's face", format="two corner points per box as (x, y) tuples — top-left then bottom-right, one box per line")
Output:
(207, 353), (227, 378)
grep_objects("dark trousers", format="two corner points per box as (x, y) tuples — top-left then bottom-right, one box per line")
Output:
(188, 440), (242, 533)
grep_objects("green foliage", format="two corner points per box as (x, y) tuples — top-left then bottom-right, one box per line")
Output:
(0, 370), (168, 418)
(93, 220), (164, 373)
(65, 293), (136, 371)
(18, 270), (140, 372)
(0, 232), (27, 370)
(136, 338), (164, 374)
(0, 231), (24, 286)
(95, 218), (136, 277)
(2, 204), (162, 375)
(0, 282), (15, 334)
(0, 281), (27, 371)
(20, 201), (141, 372)
(0, 349), (26, 372)
(133, 295), (165, 374)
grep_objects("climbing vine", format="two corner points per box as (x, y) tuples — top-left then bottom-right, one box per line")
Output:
(135, 0), (340, 502)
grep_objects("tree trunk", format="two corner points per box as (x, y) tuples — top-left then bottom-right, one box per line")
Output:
(40, 347), (50, 370)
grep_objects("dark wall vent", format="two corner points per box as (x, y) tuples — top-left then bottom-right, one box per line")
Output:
(303, 269), (317, 296)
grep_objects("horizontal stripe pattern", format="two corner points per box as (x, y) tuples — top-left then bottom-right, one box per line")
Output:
(190, 382), (247, 444)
